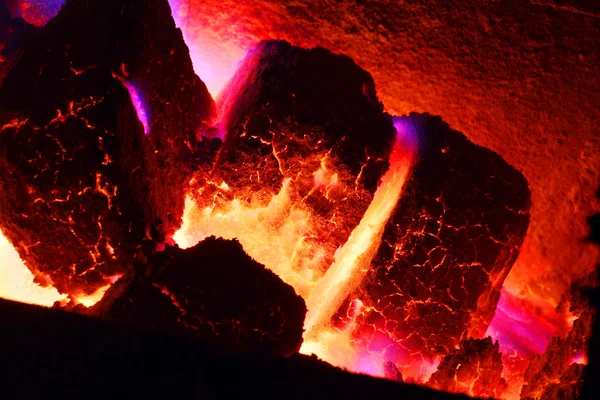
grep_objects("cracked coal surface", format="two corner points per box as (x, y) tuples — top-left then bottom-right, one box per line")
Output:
(90, 237), (306, 356)
(169, 0), (600, 316)
(428, 337), (506, 398)
(521, 270), (597, 400)
(192, 39), (397, 280)
(338, 113), (531, 374)
(0, 0), (214, 295)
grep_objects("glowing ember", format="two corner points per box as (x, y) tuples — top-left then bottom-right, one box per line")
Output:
(2, 4), (594, 399)
(0, 230), (65, 306)
(73, 274), (122, 308)
(303, 119), (417, 338)
(487, 285), (564, 354)
(175, 119), (417, 377)
(173, 178), (324, 299)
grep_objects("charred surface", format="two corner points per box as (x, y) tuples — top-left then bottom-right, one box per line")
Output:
(0, 0), (214, 295)
(343, 113), (531, 371)
(90, 237), (306, 356)
(196, 40), (396, 278)
(427, 337), (506, 398)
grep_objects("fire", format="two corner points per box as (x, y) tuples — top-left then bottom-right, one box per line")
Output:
(8, 0), (64, 27)
(174, 118), (418, 376)
(302, 119), (416, 338)
(2, 4), (594, 399)
(173, 178), (325, 299)
(0, 230), (65, 306)
(72, 274), (122, 308)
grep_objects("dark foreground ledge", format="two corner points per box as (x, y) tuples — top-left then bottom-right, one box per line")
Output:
(0, 298), (474, 399)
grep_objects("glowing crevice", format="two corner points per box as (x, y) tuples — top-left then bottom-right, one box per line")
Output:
(174, 118), (418, 378)
(302, 119), (417, 339)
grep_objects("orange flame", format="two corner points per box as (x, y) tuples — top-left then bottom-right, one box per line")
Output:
(174, 119), (418, 376)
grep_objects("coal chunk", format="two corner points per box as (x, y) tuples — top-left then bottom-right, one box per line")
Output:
(521, 270), (597, 400)
(342, 113), (531, 372)
(195, 40), (396, 279)
(427, 337), (506, 398)
(90, 237), (306, 356)
(0, 0), (214, 295)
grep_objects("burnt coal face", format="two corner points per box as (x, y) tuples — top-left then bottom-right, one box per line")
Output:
(90, 237), (306, 356)
(338, 113), (531, 372)
(218, 39), (396, 192)
(0, 0), (214, 295)
(193, 40), (397, 279)
(427, 337), (506, 398)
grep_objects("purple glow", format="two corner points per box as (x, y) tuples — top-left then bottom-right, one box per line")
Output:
(392, 117), (420, 154)
(167, 0), (247, 98)
(569, 350), (588, 366)
(12, 0), (65, 26)
(120, 79), (150, 135)
(486, 289), (562, 355)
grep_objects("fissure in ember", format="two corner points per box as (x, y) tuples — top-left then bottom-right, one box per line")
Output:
(0, 1), (598, 400)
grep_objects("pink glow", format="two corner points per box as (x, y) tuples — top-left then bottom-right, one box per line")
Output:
(569, 351), (588, 366)
(168, 0), (248, 98)
(120, 79), (150, 135)
(486, 287), (563, 356)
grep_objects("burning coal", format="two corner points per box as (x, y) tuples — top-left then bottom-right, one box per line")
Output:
(0, 1), (596, 400)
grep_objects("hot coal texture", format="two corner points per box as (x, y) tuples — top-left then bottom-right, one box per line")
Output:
(427, 337), (506, 398)
(89, 237), (306, 356)
(194, 39), (396, 275)
(0, 0), (214, 295)
(341, 113), (531, 370)
(521, 270), (597, 400)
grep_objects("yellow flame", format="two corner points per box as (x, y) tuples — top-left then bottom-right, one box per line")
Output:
(174, 178), (327, 299)
(0, 230), (66, 306)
